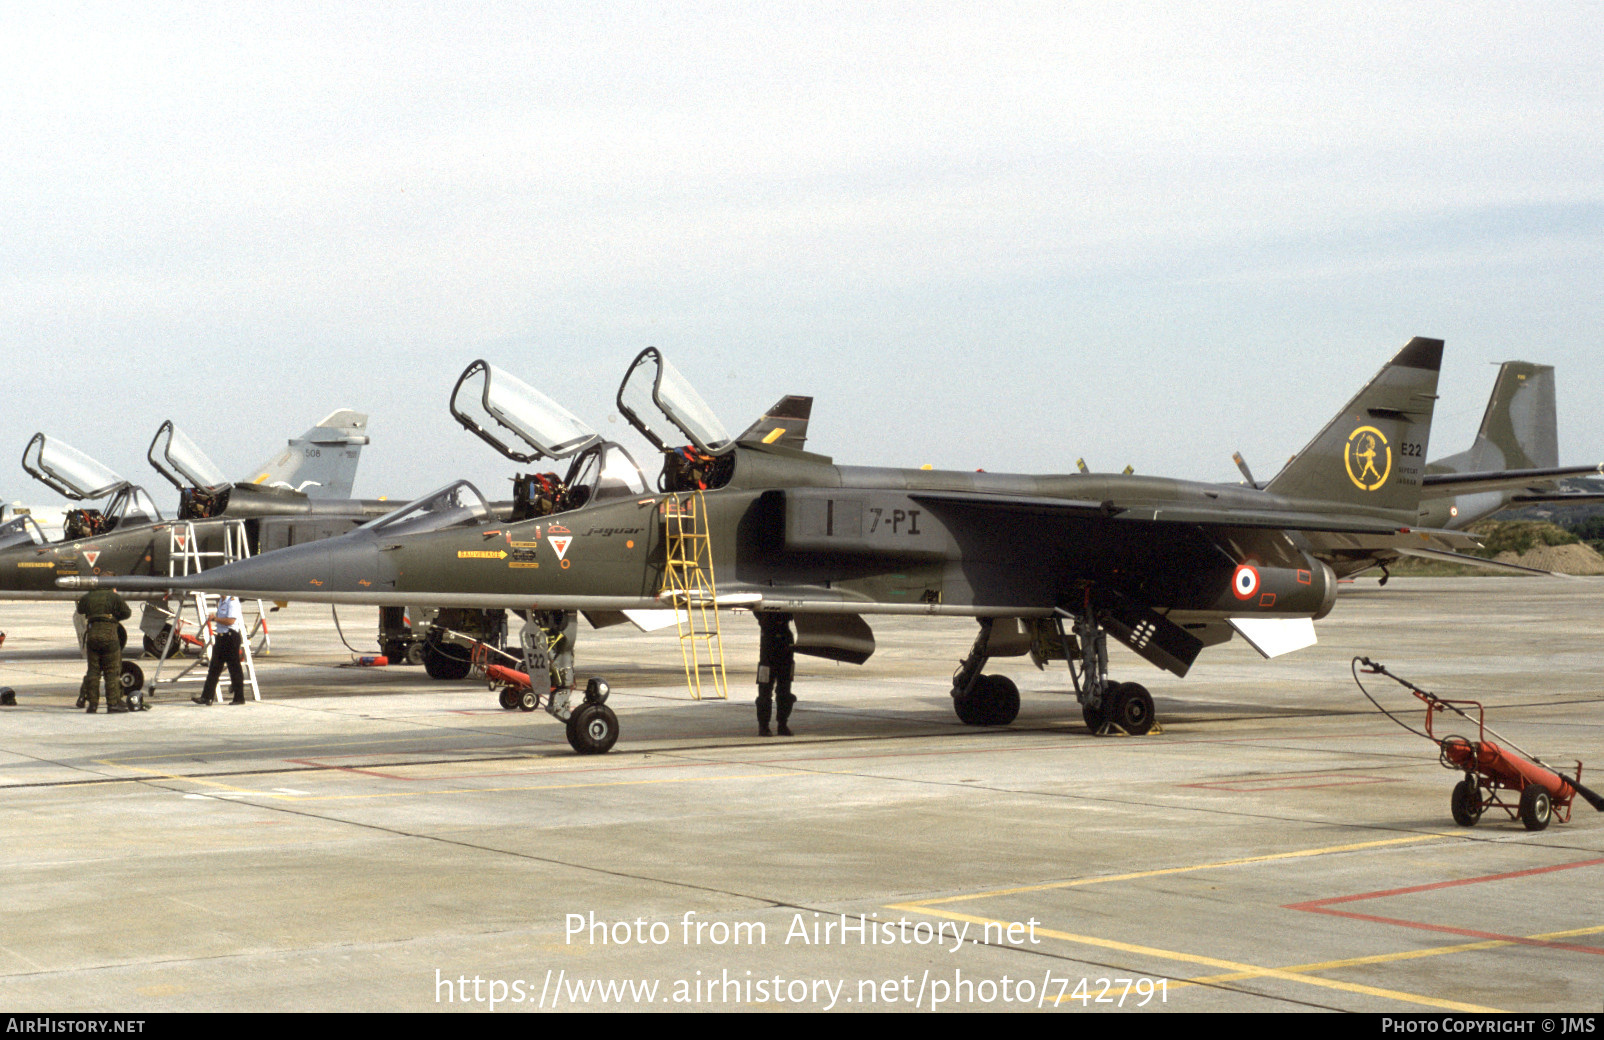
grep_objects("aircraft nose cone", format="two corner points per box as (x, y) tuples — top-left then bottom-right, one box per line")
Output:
(190, 537), (388, 595)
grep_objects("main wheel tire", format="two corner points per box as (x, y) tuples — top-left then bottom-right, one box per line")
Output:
(976, 674), (1020, 726)
(1519, 784), (1553, 831)
(1083, 683), (1118, 733)
(566, 703), (619, 755)
(1111, 683), (1155, 736)
(952, 686), (984, 725)
(143, 634), (162, 658)
(421, 638), (472, 681)
(1451, 778), (1482, 826)
(119, 661), (144, 692)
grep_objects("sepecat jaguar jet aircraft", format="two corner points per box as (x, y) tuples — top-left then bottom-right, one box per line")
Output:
(66, 338), (1465, 754)
(3, 413), (389, 682)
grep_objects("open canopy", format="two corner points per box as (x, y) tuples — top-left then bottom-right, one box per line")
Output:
(449, 360), (600, 463)
(21, 433), (128, 500)
(147, 421), (229, 492)
(616, 347), (733, 456)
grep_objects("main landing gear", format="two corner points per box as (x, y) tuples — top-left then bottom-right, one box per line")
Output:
(950, 620), (1021, 727)
(948, 610), (1159, 736)
(1060, 607), (1156, 736)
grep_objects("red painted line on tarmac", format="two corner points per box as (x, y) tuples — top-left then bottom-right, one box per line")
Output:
(1286, 857), (1604, 955)
(285, 758), (415, 780)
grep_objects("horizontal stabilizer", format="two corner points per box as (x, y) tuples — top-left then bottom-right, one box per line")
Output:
(1510, 489), (1604, 504)
(1392, 546), (1574, 578)
(1229, 617), (1317, 658)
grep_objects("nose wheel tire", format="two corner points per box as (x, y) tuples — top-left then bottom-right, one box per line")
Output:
(566, 703), (619, 755)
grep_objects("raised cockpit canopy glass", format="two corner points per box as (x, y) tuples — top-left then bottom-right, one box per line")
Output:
(450, 360), (600, 463)
(571, 443), (649, 503)
(0, 515), (46, 551)
(21, 434), (128, 500)
(147, 421), (230, 492)
(105, 485), (161, 527)
(616, 348), (733, 456)
(359, 480), (492, 537)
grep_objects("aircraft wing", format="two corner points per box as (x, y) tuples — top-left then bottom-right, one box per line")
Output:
(904, 490), (1409, 536)
(1423, 464), (1604, 497)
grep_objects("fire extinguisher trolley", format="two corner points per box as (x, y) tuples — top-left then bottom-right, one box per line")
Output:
(1353, 657), (1604, 831)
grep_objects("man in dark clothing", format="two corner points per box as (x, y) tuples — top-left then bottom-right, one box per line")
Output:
(75, 588), (131, 713)
(755, 611), (796, 737)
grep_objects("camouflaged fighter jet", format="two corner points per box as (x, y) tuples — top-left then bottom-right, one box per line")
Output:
(66, 337), (1465, 755)
(1238, 361), (1604, 580)
(3, 415), (387, 655)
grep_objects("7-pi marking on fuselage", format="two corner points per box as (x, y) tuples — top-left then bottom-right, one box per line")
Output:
(868, 508), (922, 535)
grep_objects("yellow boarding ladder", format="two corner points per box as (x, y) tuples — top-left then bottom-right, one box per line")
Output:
(659, 490), (728, 700)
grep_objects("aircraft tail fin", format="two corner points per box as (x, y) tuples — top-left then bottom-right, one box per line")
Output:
(737, 395), (813, 450)
(1434, 361), (1557, 474)
(1264, 337), (1443, 521)
(242, 410), (370, 499)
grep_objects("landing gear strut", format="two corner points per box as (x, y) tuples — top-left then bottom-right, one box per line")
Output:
(477, 611), (620, 755)
(1057, 605), (1156, 737)
(950, 619), (1021, 726)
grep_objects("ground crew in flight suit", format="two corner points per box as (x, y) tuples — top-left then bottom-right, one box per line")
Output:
(75, 588), (131, 713)
(755, 611), (796, 737)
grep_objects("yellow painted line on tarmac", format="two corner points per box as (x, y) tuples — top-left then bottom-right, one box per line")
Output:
(102, 733), (533, 764)
(886, 833), (1503, 1013)
(897, 833), (1456, 906)
(98, 761), (263, 795)
(1179, 923), (1604, 986)
(181, 771), (785, 803)
(887, 904), (1500, 1013)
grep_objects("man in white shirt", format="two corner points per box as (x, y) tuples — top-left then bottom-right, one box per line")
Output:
(194, 595), (246, 705)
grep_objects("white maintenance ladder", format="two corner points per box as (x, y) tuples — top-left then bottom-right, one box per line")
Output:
(144, 521), (264, 701)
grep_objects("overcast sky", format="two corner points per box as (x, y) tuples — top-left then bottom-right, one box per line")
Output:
(3, 2), (1600, 510)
